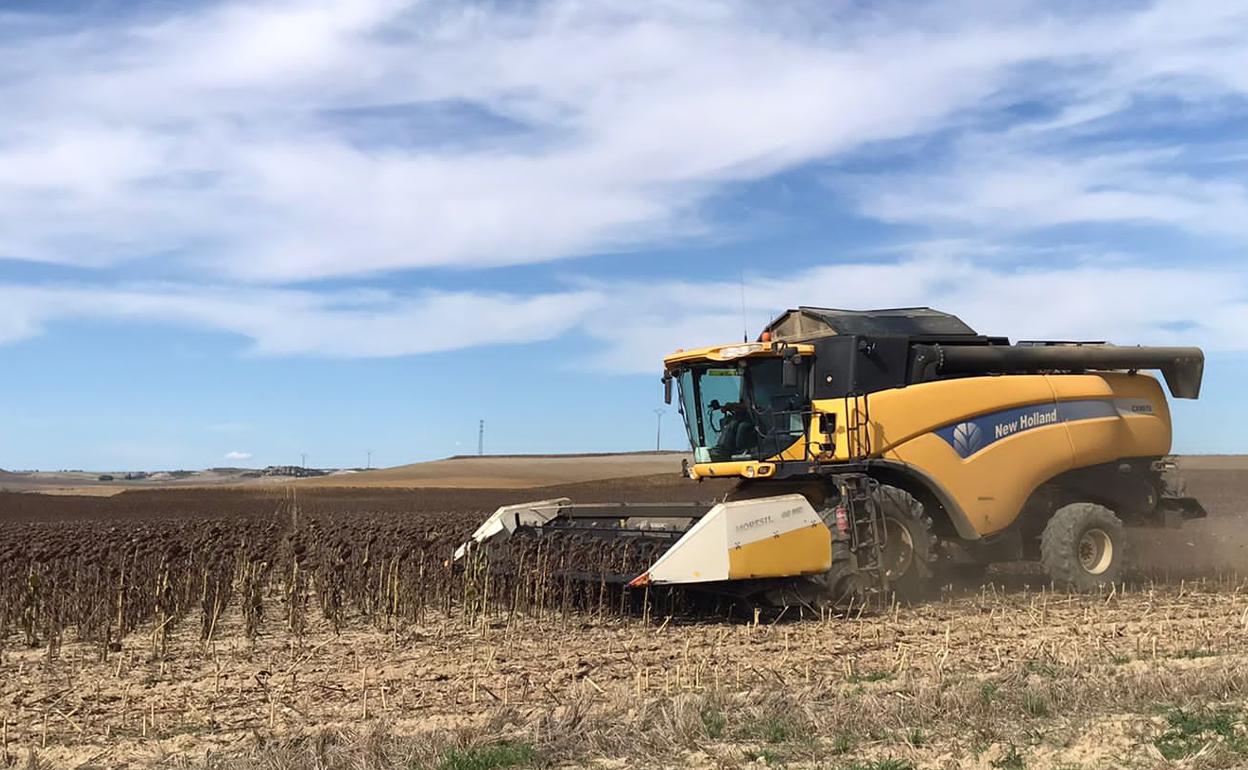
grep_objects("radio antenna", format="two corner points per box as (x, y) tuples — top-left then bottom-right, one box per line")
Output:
(740, 269), (748, 342)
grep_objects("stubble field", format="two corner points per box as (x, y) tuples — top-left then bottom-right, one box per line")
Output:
(1, 470), (1246, 770)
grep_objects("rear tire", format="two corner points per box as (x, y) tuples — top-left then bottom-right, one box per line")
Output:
(1040, 503), (1128, 591)
(876, 485), (938, 599)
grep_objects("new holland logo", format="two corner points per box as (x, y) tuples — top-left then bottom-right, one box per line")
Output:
(936, 399), (1116, 460)
(952, 421), (983, 457)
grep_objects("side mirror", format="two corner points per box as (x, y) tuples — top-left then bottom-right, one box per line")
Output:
(782, 355), (800, 388)
(663, 374), (673, 404)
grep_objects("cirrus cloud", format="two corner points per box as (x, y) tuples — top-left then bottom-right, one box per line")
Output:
(2, 1), (1248, 282)
(0, 251), (1242, 373)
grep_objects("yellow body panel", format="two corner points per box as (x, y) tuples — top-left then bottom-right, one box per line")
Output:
(839, 376), (1059, 461)
(885, 425), (1074, 535)
(726, 522), (832, 579)
(854, 375), (1071, 535)
(689, 459), (777, 479)
(692, 372), (1173, 538)
(1048, 374), (1172, 467)
(872, 373), (1170, 535)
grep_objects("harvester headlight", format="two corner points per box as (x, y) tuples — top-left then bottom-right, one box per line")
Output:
(714, 343), (764, 360)
(744, 465), (756, 478)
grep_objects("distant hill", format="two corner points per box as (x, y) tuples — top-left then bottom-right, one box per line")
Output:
(295, 452), (1246, 489)
(292, 451), (691, 489)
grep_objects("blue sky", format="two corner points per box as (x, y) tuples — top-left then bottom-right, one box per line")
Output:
(2, 0), (1247, 470)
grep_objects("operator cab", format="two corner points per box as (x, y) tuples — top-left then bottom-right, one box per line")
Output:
(661, 309), (984, 469)
(669, 354), (808, 464)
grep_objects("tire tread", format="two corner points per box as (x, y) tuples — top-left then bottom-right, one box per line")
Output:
(1040, 502), (1127, 591)
(876, 484), (938, 598)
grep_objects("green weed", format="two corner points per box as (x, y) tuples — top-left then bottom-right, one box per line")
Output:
(1154, 707), (1247, 760)
(839, 760), (914, 770)
(763, 718), (795, 744)
(1022, 693), (1049, 718)
(848, 669), (892, 684)
(743, 714), (805, 744)
(701, 708), (727, 740)
(748, 747), (786, 766)
(434, 742), (538, 770)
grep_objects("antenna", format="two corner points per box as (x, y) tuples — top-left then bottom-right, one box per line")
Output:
(366, 450), (372, 470)
(740, 269), (748, 342)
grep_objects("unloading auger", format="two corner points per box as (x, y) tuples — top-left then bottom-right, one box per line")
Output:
(457, 307), (1207, 605)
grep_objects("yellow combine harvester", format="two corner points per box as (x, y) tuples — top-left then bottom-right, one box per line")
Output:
(458, 307), (1206, 603)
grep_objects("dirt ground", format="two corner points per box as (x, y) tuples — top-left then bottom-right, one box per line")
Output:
(3, 580), (1247, 769)
(1, 469), (1246, 769)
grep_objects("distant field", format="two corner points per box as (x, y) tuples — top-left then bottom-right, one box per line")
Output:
(1179, 454), (1248, 470)
(3, 453), (1243, 496)
(289, 451), (690, 489)
(294, 453), (1248, 489)
(0, 451), (691, 495)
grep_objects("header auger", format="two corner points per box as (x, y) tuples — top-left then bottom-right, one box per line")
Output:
(457, 307), (1206, 608)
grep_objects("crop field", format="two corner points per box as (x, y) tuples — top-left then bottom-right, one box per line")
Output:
(1, 471), (1246, 769)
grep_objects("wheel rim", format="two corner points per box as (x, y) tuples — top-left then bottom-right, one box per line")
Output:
(880, 518), (914, 579)
(1078, 528), (1114, 575)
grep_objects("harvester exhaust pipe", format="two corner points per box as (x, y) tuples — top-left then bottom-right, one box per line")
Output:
(911, 344), (1205, 399)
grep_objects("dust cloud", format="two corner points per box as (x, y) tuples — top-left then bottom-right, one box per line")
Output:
(1131, 469), (1248, 577)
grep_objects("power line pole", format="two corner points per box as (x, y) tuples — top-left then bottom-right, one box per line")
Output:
(366, 450), (372, 470)
(653, 408), (664, 451)
(478, 420), (485, 456)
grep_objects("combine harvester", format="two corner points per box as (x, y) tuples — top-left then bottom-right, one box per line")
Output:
(457, 308), (1206, 605)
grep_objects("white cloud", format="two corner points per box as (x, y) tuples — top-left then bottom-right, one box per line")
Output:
(224, 451), (253, 461)
(579, 254), (1248, 374)
(847, 141), (1248, 239)
(2, 1), (1248, 281)
(0, 283), (602, 356)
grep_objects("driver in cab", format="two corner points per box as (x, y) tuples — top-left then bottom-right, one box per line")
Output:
(708, 400), (757, 461)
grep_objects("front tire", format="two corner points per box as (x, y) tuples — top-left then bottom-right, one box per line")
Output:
(876, 485), (938, 599)
(1040, 503), (1128, 591)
